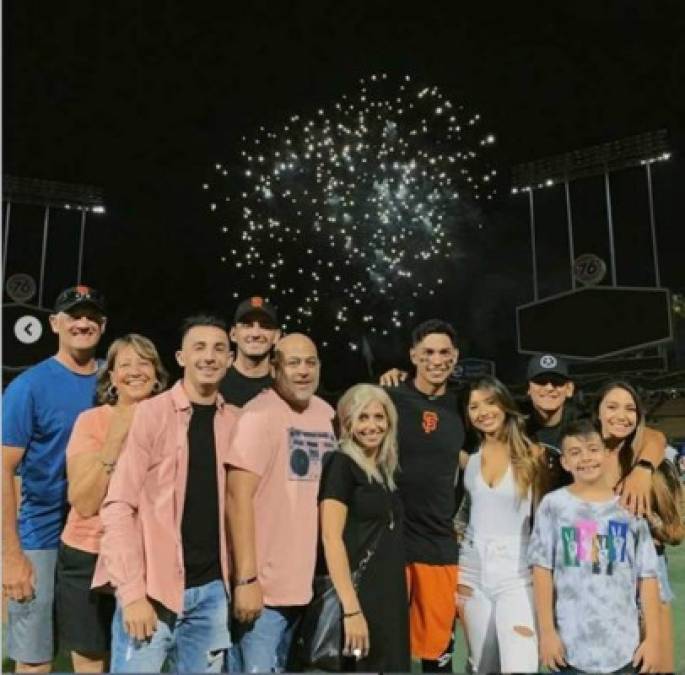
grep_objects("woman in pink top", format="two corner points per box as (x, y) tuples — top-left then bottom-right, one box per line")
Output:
(55, 334), (167, 673)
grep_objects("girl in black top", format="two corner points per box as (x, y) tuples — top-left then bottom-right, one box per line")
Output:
(318, 384), (410, 672)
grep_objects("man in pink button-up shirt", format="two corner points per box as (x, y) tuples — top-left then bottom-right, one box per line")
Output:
(94, 315), (237, 673)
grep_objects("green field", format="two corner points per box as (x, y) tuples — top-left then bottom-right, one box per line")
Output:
(450, 542), (685, 673)
(4, 545), (685, 672)
(666, 542), (685, 673)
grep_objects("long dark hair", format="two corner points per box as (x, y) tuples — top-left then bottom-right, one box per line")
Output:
(592, 380), (644, 477)
(465, 376), (537, 499)
(594, 380), (684, 545)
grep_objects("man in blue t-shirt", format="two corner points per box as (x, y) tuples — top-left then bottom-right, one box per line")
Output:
(2, 285), (107, 672)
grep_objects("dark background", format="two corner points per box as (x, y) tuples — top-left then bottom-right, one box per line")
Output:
(4, 1), (685, 388)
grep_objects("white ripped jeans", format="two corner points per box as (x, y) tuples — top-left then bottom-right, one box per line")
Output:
(458, 536), (538, 673)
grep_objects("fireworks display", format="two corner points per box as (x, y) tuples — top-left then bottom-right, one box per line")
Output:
(206, 73), (497, 350)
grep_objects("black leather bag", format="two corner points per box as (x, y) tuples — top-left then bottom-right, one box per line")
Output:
(292, 535), (382, 671)
(291, 573), (346, 671)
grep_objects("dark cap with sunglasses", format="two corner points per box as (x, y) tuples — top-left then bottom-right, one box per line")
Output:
(233, 296), (279, 327)
(527, 353), (570, 382)
(54, 285), (106, 314)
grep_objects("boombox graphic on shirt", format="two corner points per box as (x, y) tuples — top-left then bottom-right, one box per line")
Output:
(287, 427), (336, 481)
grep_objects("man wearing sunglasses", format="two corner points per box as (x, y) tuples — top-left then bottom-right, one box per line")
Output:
(2, 285), (107, 672)
(523, 352), (666, 519)
(522, 353), (578, 493)
(524, 353), (576, 454)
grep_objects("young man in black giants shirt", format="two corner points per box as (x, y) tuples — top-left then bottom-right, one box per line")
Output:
(386, 320), (464, 673)
(219, 297), (281, 407)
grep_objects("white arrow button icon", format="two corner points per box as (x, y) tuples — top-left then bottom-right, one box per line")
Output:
(15, 316), (43, 344)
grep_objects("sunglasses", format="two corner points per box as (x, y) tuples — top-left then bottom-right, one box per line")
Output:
(531, 375), (569, 387)
(61, 288), (104, 304)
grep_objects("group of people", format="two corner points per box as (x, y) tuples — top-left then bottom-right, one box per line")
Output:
(2, 285), (683, 674)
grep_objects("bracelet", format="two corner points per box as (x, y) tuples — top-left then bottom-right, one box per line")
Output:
(633, 459), (655, 474)
(343, 610), (362, 618)
(233, 575), (257, 587)
(101, 458), (117, 474)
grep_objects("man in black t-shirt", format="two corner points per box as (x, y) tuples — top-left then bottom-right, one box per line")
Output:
(523, 353), (577, 491)
(386, 319), (464, 673)
(219, 296), (281, 407)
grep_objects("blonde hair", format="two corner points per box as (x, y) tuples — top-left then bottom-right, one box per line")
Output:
(336, 384), (399, 490)
(466, 376), (537, 500)
(96, 333), (168, 404)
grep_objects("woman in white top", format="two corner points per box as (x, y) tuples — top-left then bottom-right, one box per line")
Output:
(458, 376), (541, 673)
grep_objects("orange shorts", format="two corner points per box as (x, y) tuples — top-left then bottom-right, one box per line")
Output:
(405, 562), (459, 660)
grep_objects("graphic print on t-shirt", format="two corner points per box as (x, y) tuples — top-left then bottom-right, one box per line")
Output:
(561, 519), (628, 575)
(421, 410), (438, 434)
(288, 428), (336, 481)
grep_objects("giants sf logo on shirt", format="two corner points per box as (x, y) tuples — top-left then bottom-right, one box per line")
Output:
(422, 410), (439, 434)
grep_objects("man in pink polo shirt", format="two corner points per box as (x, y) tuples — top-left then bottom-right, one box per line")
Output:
(226, 333), (335, 672)
(95, 315), (236, 673)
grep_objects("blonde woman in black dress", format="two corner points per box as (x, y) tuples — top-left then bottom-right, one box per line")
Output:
(318, 384), (410, 672)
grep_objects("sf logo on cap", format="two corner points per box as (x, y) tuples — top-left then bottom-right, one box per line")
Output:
(540, 354), (558, 369)
(250, 296), (264, 308)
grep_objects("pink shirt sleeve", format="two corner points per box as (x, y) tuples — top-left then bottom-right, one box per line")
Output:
(99, 403), (152, 607)
(66, 410), (102, 459)
(226, 408), (275, 477)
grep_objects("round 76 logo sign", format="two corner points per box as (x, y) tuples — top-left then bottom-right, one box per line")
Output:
(573, 254), (606, 286)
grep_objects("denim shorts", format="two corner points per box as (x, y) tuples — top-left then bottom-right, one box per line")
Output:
(6, 548), (58, 665)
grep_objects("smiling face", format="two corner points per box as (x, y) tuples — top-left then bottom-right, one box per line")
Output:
(230, 312), (281, 361)
(176, 325), (230, 394)
(528, 374), (574, 416)
(598, 386), (639, 440)
(351, 399), (389, 456)
(273, 334), (320, 410)
(561, 432), (608, 485)
(467, 387), (506, 436)
(110, 344), (156, 405)
(410, 332), (458, 393)
(50, 307), (106, 354)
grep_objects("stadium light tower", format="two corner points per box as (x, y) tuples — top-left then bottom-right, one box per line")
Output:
(2, 176), (106, 306)
(511, 129), (670, 300)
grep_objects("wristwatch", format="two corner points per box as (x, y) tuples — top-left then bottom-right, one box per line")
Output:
(634, 458), (655, 473)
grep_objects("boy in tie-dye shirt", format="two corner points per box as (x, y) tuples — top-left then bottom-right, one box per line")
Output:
(528, 419), (659, 674)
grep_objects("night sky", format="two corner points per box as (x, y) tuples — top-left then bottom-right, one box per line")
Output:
(4, 1), (685, 387)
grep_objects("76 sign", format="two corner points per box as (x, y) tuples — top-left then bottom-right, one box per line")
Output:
(573, 254), (606, 286)
(5, 273), (37, 303)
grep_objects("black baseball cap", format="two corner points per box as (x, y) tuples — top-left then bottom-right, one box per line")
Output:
(233, 296), (279, 326)
(527, 353), (570, 381)
(54, 285), (106, 314)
